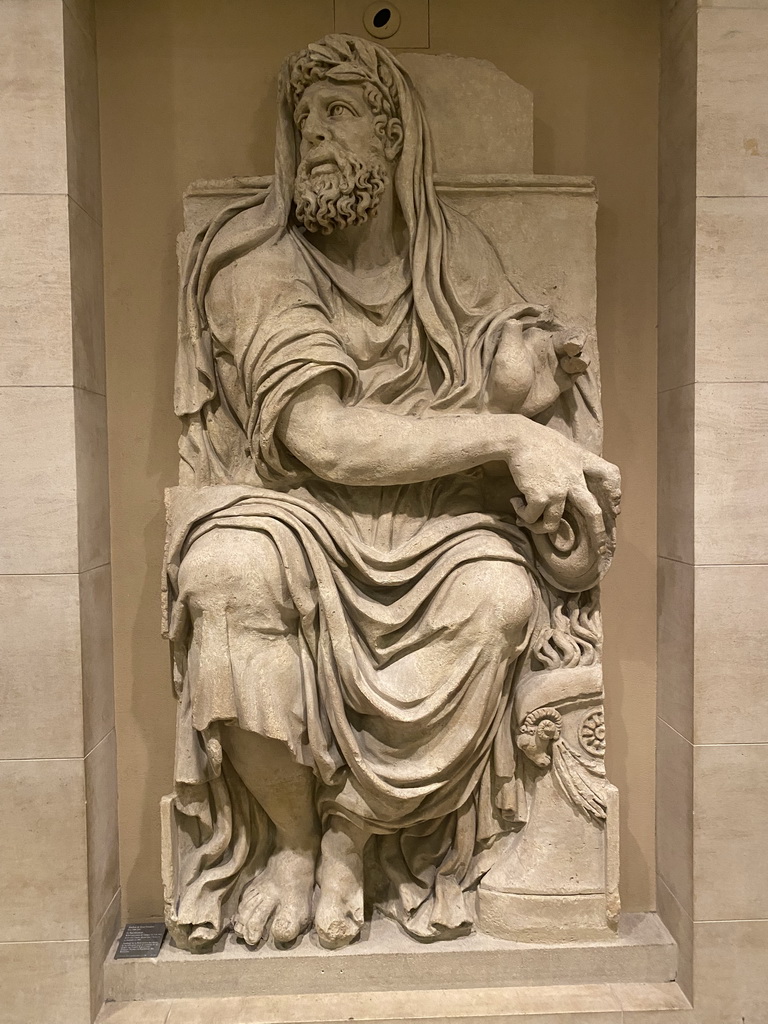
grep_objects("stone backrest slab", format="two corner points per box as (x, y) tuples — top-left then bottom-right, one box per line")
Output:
(398, 52), (534, 175)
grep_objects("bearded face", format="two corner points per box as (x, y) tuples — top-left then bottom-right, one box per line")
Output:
(293, 145), (388, 234)
(290, 80), (398, 235)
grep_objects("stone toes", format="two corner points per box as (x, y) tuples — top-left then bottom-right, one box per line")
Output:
(316, 922), (355, 950)
(233, 895), (256, 933)
(246, 903), (276, 946)
(233, 893), (275, 947)
(271, 905), (306, 945)
(316, 911), (362, 950)
(238, 880), (264, 909)
(187, 923), (219, 951)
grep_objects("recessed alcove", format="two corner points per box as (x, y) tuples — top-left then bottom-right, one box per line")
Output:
(2, 1), (766, 1021)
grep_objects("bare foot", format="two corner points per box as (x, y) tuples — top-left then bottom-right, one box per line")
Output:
(233, 845), (315, 946)
(314, 818), (368, 950)
(186, 922), (222, 952)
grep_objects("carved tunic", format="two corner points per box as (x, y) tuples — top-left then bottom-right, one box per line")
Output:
(168, 220), (538, 845)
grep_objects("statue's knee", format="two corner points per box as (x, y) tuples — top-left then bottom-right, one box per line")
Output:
(449, 561), (533, 645)
(178, 529), (285, 616)
(490, 563), (534, 642)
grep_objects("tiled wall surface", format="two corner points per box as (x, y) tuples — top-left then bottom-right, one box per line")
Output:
(0, 2), (119, 1022)
(658, 2), (768, 1021)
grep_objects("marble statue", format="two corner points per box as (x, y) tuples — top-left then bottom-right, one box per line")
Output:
(161, 34), (622, 954)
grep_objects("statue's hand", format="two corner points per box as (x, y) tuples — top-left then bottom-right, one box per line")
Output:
(517, 322), (592, 417)
(552, 325), (592, 381)
(487, 306), (593, 417)
(506, 420), (621, 551)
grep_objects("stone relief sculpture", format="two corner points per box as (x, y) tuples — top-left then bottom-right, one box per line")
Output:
(161, 34), (622, 954)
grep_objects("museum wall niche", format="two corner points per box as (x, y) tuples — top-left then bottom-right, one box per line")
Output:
(96, 0), (659, 933)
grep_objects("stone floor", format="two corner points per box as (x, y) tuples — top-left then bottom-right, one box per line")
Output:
(97, 981), (693, 1023)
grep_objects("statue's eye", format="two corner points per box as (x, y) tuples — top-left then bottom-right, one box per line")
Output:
(297, 114), (308, 131)
(329, 103), (351, 118)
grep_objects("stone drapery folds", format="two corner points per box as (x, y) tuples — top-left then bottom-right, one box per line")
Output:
(161, 34), (621, 954)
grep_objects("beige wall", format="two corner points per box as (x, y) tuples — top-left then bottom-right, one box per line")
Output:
(657, 1), (768, 1019)
(0, 2), (120, 1020)
(97, 0), (659, 920)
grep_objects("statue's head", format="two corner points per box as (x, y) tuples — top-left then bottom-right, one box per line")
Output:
(285, 36), (405, 234)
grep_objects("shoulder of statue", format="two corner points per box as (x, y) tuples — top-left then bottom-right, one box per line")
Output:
(210, 232), (306, 303)
(204, 231), (319, 344)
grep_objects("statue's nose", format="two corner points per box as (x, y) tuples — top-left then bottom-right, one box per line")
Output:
(302, 113), (328, 145)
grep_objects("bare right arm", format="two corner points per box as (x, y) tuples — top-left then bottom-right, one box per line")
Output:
(277, 374), (621, 542)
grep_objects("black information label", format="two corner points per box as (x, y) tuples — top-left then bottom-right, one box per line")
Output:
(114, 922), (167, 959)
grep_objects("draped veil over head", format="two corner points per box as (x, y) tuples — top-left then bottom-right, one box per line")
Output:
(174, 34), (601, 486)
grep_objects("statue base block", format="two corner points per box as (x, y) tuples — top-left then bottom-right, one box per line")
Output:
(476, 889), (617, 943)
(105, 912), (676, 1004)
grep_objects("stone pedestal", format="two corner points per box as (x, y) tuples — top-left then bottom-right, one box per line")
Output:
(477, 777), (619, 943)
(100, 912), (692, 1022)
(99, 983), (693, 1024)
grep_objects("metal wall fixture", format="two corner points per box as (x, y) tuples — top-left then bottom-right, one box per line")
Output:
(363, 3), (402, 39)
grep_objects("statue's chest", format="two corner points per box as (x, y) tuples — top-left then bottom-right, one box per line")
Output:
(331, 290), (418, 374)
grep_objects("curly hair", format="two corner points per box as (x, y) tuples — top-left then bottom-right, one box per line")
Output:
(286, 37), (402, 146)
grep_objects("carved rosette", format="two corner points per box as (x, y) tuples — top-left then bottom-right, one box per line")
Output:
(580, 709), (606, 757)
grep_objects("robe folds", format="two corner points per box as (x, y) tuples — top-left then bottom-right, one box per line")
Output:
(164, 228), (549, 942)
(163, 36), (604, 946)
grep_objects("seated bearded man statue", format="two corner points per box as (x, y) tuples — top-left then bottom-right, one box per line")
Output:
(162, 34), (621, 953)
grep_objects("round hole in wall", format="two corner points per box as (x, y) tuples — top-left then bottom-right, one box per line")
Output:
(363, 2), (401, 39)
